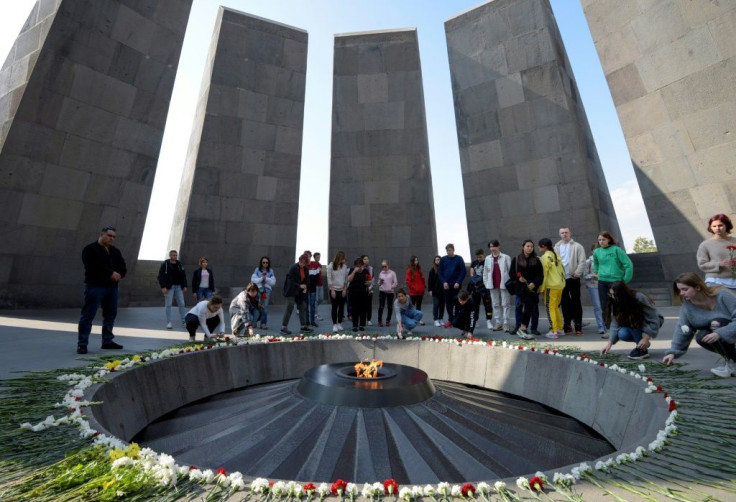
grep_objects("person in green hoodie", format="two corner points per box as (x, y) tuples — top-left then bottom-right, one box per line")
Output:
(538, 238), (566, 339)
(592, 231), (634, 333)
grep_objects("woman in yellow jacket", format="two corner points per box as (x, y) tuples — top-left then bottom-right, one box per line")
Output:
(539, 238), (566, 339)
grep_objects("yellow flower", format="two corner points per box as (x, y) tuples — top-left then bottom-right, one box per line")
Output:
(104, 360), (121, 370)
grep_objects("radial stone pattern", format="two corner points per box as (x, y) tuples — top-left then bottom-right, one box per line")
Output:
(134, 363), (613, 484)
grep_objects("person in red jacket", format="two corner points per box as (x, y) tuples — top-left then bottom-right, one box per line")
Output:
(406, 256), (426, 325)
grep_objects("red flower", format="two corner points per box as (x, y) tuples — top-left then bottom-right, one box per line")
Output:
(727, 245), (736, 250)
(528, 476), (545, 492)
(75, 396), (82, 401)
(331, 479), (348, 496)
(518, 345), (523, 350)
(461, 483), (476, 497)
(217, 467), (227, 476)
(544, 348), (550, 354)
(516, 272), (521, 277)
(599, 361), (605, 366)
(656, 385), (663, 392)
(383, 479), (399, 495)
(663, 392), (668, 399)
(646, 377), (653, 382)
(225, 336), (231, 342)
(189, 465), (197, 470)
(552, 349), (558, 355)
(669, 400), (677, 412)
(530, 347), (536, 351)
(303, 482), (316, 492)
(93, 431), (100, 436)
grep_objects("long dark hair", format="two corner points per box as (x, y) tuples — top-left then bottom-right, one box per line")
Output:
(538, 238), (558, 265)
(332, 251), (345, 271)
(517, 240), (538, 267)
(603, 281), (650, 329)
(432, 255), (441, 273)
(408, 255), (422, 279)
(258, 256), (271, 272)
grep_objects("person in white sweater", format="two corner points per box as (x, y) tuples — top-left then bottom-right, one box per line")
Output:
(483, 240), (512, 332)
(185, 296), (225, 342)
(327, 251), (349, 331)
(697, 213), (736, 290)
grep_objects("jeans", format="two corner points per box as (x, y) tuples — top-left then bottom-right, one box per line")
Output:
(586, 284), (606, 332)
(259, 288), (271, 326)
(165, 285), (187, 323)
(196, 287), (212, 301)
(400, 309), (423, 330)
(378, 291), (394, 323)
(308, 292), (317, 323)
(489, 288), (511, 326)
(616, 326), (643, 344)
(77, 285), (118, 347)
(598, 280), (614, 328)
(282, 294), (307, 328)
(432, 293), (445, 321)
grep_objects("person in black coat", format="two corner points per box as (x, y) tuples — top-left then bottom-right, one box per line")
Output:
(451, 291), (477, 339)
(157, 250), (188, 329)
(192, 256), (215, 301)
(77, 226), (127, 354)
(509, 240), (544, 340)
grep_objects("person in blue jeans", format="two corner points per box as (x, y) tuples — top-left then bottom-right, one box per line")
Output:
(394, 288), (423, 338)
(438, 243), (466, 326)
(600, 281), (660, 360)
(77, 225), (126, 354)
(157, 250), (188, 330)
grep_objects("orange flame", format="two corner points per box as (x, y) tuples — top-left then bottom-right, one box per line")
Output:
(354, 359), (383, 378)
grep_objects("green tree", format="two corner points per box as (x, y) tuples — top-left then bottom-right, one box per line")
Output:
(633, 236), (657, 253)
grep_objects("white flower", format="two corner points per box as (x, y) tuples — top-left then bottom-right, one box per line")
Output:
(424, 484), (436, 496)
(411, 485), (424, 498)
(229, 472), (246, 490)
(272, 480), (287, 496)
(111, 456), (135, 468)
(251, 477), (270, 494)
(317, 483), (331, 497)
(534, 471), (547, 481)
(450, 484), (462, 497)
(346, 483), (358, 497)
(399, 486), (413, 501)
(437, 481), (450, 495)
(476, 482), (490, 494)
(493, 481), (506, 491)
(638, 364), (646, 372)
(595, 461), (608, 472)
(516, 477), (528, 489)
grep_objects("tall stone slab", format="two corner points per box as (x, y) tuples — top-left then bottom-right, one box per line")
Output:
(582, 0), (736, 280)
(0, 0), (192, 307)
(445, 0), (619, 255)
(172, 8), (307, 298)
(329, 29), (438, 276)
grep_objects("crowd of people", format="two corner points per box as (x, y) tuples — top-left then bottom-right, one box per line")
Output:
(75, 215), (736, 379)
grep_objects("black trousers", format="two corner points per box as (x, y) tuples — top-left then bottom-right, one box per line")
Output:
(561, 277), (582, 329)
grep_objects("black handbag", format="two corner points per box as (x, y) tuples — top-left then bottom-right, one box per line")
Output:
(504, 260), (520, 295)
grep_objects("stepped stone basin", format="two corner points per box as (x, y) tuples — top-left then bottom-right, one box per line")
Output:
(84, 340), (669, 484)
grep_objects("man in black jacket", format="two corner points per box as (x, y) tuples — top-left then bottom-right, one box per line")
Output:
(77, 226), (127, 354)
(157, 250), (188, 329)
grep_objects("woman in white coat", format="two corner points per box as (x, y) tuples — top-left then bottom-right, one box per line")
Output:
(483, 240), (512, 332)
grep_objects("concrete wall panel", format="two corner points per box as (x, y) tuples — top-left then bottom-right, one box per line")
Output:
(446, 0), (619, 255)
(328, 29), (437, 274)
(0, 0), (191, 307)
(171, 8), (307, 305)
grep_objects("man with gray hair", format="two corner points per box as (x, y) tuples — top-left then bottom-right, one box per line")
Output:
(555, 227), (586, 335)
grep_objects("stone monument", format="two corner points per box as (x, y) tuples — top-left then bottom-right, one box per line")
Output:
(171, 7), (308, 298)
(445, 0), (620, 253)
(582, 0), (736, 280)
(0, 0), (192, 307)
(328, 29), (438, 276)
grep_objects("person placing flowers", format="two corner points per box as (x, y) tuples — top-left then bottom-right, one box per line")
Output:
(185, 296), (225, 342)
(229, 283), (261, 336)
(394, 288), (423, 338)
(450, 290), (477, 339)
(599, 282), (660, 360)
(663, 272), (736, 378)
(697, 213), (736, 291)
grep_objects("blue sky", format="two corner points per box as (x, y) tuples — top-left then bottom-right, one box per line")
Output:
(0, 0), (654, 259)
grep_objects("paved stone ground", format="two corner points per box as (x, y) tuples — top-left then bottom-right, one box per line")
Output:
(2, 303), (734, 501)
(0, 303), (718, 380)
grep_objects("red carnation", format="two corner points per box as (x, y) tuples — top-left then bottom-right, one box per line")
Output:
(529, 476), (545, 492)
(331, 479), (348, 496)
(189, 465), (197, 470)
(727, 245), (736, 250)
(303, 482), (316, 492)
(656, 385), (663, 392)
(461, 483), (476, 497)
(383, 478), (399, 495)
(217, 467), (227, 476)
(669, 399), (677, 412)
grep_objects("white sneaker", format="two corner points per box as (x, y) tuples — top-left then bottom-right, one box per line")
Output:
(166, 322), (172, 329)
(333, 324), (339, 332)
(710, 359), (736, 378)
(545, 331), (560, 339)
(366, 320), (373, 326)
(189, 336), (195, 342)
(434, 320), (441, 327)
(337, 323), (344, 330)
(486, 320), (493, 330)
